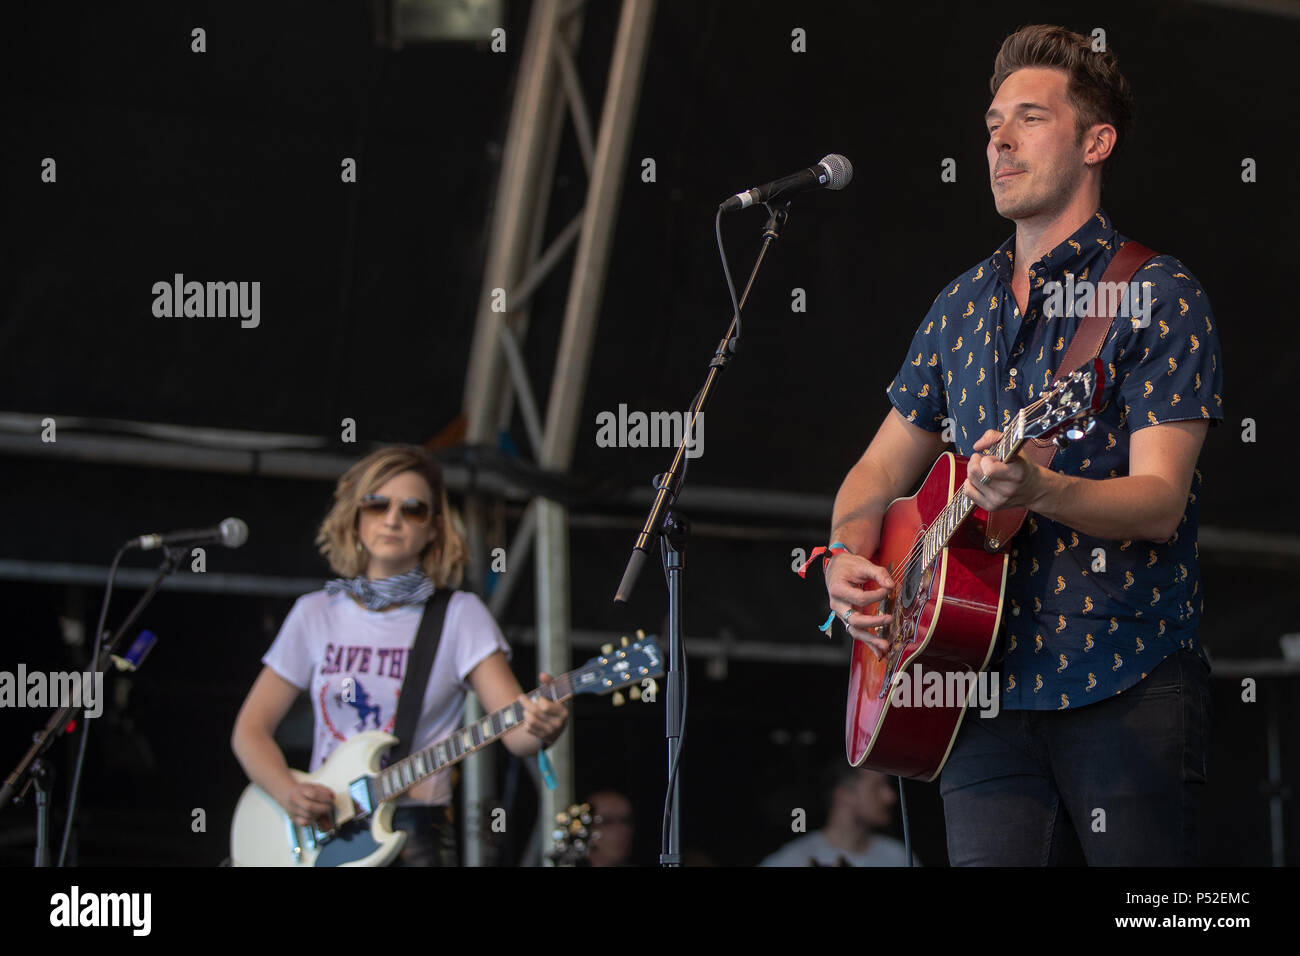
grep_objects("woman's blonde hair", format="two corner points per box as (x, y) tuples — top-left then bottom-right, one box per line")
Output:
(316, 444), (468, 588)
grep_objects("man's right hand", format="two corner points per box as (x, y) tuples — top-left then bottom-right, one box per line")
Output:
(281, 781), (336, 829)
(825, 552), (895, 660)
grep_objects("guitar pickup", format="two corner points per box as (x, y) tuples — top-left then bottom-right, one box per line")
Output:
(348, 777), (375, 818)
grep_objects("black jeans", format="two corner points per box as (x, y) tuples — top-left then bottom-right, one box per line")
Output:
(389, 806), (460, 867)
(939, 648), (1210, 866)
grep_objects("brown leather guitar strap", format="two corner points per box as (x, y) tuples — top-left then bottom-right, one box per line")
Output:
(983, 240), (1156, 552)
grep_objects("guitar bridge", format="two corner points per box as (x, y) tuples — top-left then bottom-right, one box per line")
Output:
(874, 555), (934, 700)
(877, 641), (908, 700)
(285, 805), (340, 864)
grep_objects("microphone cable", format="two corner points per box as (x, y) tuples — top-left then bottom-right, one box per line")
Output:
(57, 543), (127, 866)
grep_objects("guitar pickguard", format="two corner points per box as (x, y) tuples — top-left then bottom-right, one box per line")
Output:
(876, 541), (937, 699)
(313, 816), (384, 867)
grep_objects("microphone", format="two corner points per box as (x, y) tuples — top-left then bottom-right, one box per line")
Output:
(719, 153), (853, 212)
(127, 517), (249, 552)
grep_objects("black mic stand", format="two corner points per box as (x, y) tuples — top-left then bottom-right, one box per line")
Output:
(615, 202), (791, 866)
(0, 545), (185, 865)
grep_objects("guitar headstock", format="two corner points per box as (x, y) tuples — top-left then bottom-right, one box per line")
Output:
(572, 631), (663, 704)
(547, 802), (598, 866)
(1021, 358), (1107, 449)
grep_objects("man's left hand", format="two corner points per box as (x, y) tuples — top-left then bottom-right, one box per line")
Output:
(962, 429), (1050, 511)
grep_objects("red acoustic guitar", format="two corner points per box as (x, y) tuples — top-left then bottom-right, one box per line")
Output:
(847, 359), (1106, 781)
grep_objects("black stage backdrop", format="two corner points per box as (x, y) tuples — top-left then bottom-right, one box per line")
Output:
(2, 0), (1297, 867)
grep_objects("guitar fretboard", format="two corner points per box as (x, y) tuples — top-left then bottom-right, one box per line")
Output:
(919, 407), (1033, 570)
(914, 354), (1102, 570)
(375, 672), (578, 804)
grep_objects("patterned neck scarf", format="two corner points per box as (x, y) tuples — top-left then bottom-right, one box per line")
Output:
(325, 567), (434, 610)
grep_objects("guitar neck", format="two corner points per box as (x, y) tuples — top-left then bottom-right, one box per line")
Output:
(920, 408), (1032, 569)
(374, 671), (577, 805)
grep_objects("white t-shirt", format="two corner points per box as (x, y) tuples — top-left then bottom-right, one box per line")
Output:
(759, 831), (918, 867)
(262, 589), (509, 806)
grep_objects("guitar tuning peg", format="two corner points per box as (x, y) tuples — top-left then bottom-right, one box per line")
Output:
(1053, 434), (1070, 450)
(612, 691), (625, 707)
(601, 644), (614, 655)
(629, 685), (641, 701)
(1064, 416), (1095, 441)
(620, 635), (629, 647)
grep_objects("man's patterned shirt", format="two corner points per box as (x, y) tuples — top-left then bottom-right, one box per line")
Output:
(886, 209), (1223, 710)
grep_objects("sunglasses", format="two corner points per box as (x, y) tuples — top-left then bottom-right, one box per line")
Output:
(360, 493), (433, 524)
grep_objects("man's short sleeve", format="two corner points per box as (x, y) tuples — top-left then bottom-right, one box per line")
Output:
(885, 297), (948, 433)
(1115, 260), (1224, 432)
(262, 595), (315, 690)
(449, 591), (512, 690)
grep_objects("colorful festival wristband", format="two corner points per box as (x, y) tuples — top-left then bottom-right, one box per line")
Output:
(796, 542), (855, 637)
(794, 542), (854, 578)
(537, 749), (557, 790)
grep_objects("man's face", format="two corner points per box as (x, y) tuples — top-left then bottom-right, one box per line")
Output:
(588, 792), (634, 867)
(985, 67), (1087, 222)
(839, 769), (896, 829)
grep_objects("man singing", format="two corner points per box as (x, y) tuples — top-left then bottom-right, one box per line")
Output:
(825, 24), (1223, 865)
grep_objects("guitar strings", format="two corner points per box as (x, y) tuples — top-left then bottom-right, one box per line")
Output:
(384, 674), (578, 799)
(885, 389), (1057, 597)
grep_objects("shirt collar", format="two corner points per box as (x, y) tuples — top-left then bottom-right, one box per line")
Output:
(989, 207), (1116, 288)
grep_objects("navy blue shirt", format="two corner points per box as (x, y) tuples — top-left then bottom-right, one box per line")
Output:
(886, 209), (1223, 710)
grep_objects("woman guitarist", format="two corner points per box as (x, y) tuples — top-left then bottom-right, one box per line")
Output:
(231, 444), (568, 866)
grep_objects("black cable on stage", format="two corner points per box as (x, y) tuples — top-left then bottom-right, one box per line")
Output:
(658, 533), (689, 860)
(57, 544), (127, 867)
(715, 207), (743, 346)
(898, 774), (914, 866)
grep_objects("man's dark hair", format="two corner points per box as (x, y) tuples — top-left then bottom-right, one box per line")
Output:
(820, 759), (864, 817)
(990, 24), (1135, 180)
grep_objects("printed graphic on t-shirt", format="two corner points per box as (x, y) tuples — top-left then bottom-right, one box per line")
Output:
(316, 642), (409, 746)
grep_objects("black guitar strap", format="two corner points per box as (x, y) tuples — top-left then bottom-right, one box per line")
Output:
(389, 588), (456, 763)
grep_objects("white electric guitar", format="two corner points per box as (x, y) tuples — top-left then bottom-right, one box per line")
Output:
(230, 634), (662, 866)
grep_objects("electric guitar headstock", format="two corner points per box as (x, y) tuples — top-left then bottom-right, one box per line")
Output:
(572, 630), (662, 707)
(547, 802), (599, 866)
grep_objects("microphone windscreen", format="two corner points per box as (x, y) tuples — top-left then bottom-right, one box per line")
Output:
(219, 517), (249, 549)
(819, 154), (853, 190)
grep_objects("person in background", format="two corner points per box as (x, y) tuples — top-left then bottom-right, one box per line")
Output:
(760, 764), (916, 867)
(587, 790), (635, 867)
